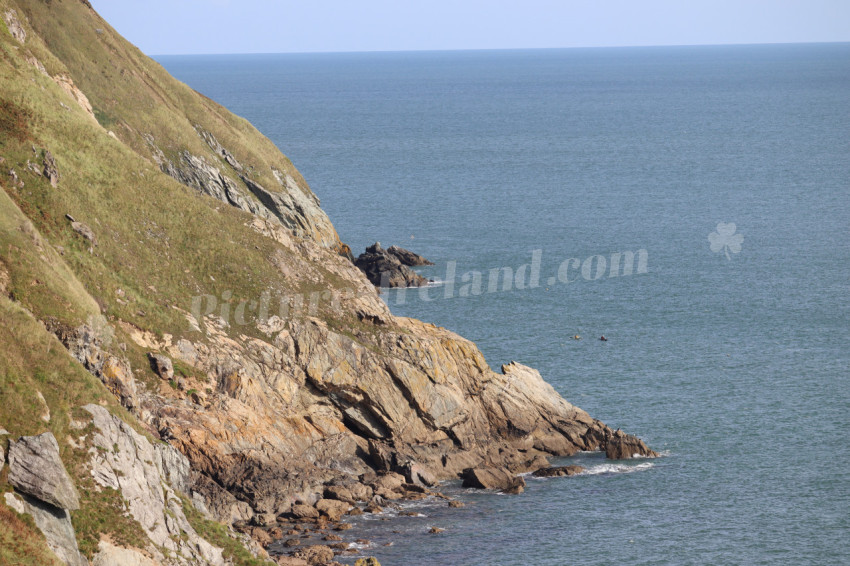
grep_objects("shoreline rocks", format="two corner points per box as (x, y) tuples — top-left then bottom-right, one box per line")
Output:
(604, 430), (658, 460)
(354, 242), (431, 287)
(461, 467), (526, 494)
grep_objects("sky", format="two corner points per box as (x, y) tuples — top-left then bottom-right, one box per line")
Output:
(89, 0), (850, 56)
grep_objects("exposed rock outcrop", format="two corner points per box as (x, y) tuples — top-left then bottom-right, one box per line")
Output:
(148, 352), (174, 380)
(43, 150), (59, 188)
(144, 131), (341, 249)
(604, 430), (658, 459)
(8, 432), (80, 511)
(52, 74), (97, 123)
(4, 492), (87, 566)
(461, 467), (526, 494)
(354, 242), (430, 287)
(386, 245), (433, 267)
(50, 319), (138, 410)
(2, 9), (26, 43)
(82, 403), (225, 565)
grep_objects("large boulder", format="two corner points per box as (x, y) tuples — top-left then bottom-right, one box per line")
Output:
(605, 431), (658, 459)
(461, 467), (525, 494)
(147, 352), (174, 380)
(291, 544), (335, 565)
(354, 242), (430, 288)
(315, 498), (351, 522)
(7, 432), (80, 510)
(288, 504), (320, 520)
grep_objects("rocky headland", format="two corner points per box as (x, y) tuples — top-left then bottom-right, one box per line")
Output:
(0, 2), (656, 565)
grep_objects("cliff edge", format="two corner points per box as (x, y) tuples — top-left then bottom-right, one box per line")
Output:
(0, 1), (654, 564)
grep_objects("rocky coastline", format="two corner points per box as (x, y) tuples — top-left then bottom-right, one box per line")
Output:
(0, 3), (656, 565)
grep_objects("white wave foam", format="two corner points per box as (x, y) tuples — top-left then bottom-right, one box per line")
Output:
(579, 461), (655, 476)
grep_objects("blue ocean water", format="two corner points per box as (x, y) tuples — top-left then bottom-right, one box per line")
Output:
(158, 44), (850, 565)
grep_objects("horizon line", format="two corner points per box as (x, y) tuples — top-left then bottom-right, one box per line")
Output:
(148, 40), (850, 58)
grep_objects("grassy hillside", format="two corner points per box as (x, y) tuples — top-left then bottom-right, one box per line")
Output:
(0, 0), (366, 562)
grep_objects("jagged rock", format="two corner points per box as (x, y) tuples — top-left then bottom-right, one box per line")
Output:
(42, 150), (59, 188)
(8, 432), (80, 510)
(147, 134), (340, 248)
(2, 9), (26, 43)
(448, 500), (465, 508)
(346, 482), (373, 502)
(370, 472), (406, 493)
(461, 467), (525, 494)
(49, 320), (137, 410)
(605, 431), (658, 459)
(276, 557), (310, 566)
(83, 404), (225, 565)
(354, 559), (381, 566)
(4, 492), (87, 566)
(71, 221), (96, 245)
(354, 243), (430, 287)
(147, 352), (174, 380)
(386, 245), (433, 266)
(399, 461), (438, 487)
(52, 75), (97, 122)
(532, 465), (585, 477)
(100, 355), (138, 409)
(315, 498), (351, 522)
(92, 540), (159, 566)
(292, 545), (335, 565)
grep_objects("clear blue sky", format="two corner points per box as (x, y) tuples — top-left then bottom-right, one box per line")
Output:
(90, 0), (850, 55)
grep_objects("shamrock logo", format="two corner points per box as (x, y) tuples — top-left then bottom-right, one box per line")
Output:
(708, 222), (743, 260)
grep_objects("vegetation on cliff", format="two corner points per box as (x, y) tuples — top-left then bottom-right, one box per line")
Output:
(0, 1), (654, 564)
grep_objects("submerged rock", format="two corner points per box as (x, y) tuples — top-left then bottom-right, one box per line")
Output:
(354, 242), (430, 287)
(532, 465), (585, 477)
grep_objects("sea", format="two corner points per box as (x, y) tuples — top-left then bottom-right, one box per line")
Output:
(158, 44), (850, 565)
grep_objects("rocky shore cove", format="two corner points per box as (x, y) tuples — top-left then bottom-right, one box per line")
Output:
(0, 3), (655, 565)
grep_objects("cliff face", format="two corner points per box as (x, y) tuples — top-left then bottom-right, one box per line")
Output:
(0, 1), (653, 564)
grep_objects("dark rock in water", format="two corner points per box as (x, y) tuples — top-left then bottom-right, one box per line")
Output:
(7, 432), (80, 510)
(605, 431), (659, 459)
(354, 242), (430, 288)
(461, 467), (525, 494)
(386, 245), (433, 266)
(532, 465), (585, 478)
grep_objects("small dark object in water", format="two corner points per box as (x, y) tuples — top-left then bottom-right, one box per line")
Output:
(600, 336), (608, 341)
